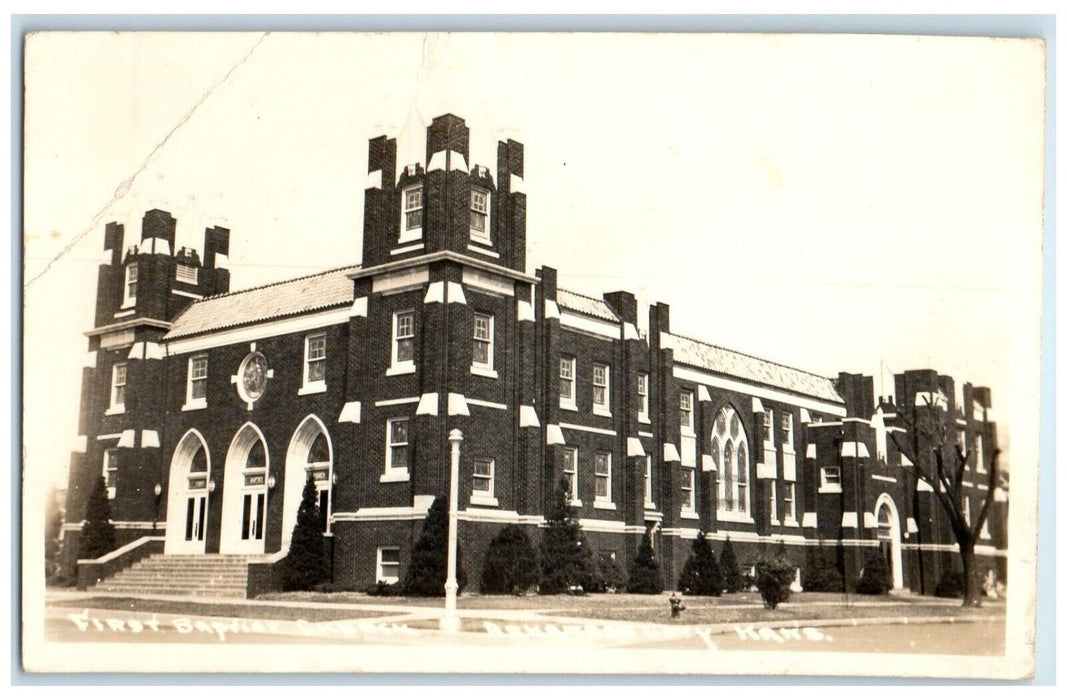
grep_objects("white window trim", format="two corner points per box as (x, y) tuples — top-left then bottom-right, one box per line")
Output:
(592, 363), (611, 417)
(559, 356), (577, 411)
(399, 185), (423, 243)
(388, 310), (416, 376)
(121, 262), (138, 309)
(376, 546), (401, 584)
(637, 373), (650, 424)
(562, 446), (582, 506)
(593, 452), (615, 510)
(680, 391), (695, 436)
(299, 332), (328, 395)
(469, 186), (491, 244)
(470, 312), (497, 378)
(764, 408), (775, 448)
(783, 482), (798, 526)
(781, 413), (795, 454)
(103, 449), (118, 500)
(107, 362), (127, 414)
(471, 458), (498, 507)
(819, 466), (843, 494)
(643, 454), (655, 509)
(768, 480), (779, 525)
(182, 354), (209, 411)
(680, 465), (697, 518)
(382, 417), (411, 482)
(976, 435), (987, 474)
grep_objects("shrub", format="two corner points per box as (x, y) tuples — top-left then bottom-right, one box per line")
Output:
(626, 531), (663, 594)
(78, 476), (116, 561)
(677, 531), (724, 596)
(803, 539), (844, 593)
(280, 472), (330, 591)
(934, 570), (967, 599)
(855, 549), (892, 595)
(539, 477), (595, 594)
(480, 524), (539, 595)
(585, 553), (626, 593)
(45, 495), (63, 582)
(401, 495), (468, 597)
(719, 536), (744, 593)
(366, 581), (402, 597)
(755, 557), (796, 610)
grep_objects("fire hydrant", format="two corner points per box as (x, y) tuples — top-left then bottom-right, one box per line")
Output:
(669, 592), (686, 618)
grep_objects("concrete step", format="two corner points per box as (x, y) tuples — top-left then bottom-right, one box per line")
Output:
(90, 553), (252, 599)
(94, 585), (248, 598)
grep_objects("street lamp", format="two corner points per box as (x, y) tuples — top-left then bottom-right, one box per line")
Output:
(441, 429), (463, 633)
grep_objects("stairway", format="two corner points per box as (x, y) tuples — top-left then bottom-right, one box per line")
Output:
(90, 554), (250, 599)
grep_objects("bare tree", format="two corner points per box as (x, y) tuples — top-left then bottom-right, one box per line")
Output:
(889, 397), (1001, 607)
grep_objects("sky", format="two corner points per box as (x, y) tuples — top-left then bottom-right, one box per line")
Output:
(23, 32), (1045, 492)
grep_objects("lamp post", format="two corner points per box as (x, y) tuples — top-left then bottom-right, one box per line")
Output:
(441, 429), (463, 633)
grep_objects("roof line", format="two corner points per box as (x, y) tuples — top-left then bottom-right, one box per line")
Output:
(669, 331), (836, 383)
(191, 263), (362, 303)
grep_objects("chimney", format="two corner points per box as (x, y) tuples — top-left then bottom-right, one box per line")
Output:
(603, 291), (637, 325)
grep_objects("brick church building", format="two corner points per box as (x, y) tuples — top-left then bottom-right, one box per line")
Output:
(60, 114), (1008, 597)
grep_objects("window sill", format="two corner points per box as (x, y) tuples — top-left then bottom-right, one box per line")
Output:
(593, 500), (616, 511)
(471, 495), (499, 507)
(560, 401), (578, 412)
(568, 498), (583, 507)
(397, 230), (423, 245)
(114, 309), (135, 319)
(380, 469), (410, 483)
(298, 382), (327, 396)
(782, 518), (800, 528)
(386, 363), (416, 377)
(680, 509), (700, 520)
(638, 415), (650, 424)
(104, 406), (125, 416)
(592, 407), (612, 418)
(120, 301), (135, 310)
(782, 445), (796, 456)
(378, 576), (399, 585)
(818, 485), (843, 494)
(716, 510), (755, 524)
(107, 487), (117, 500)
(643, 501), (657, 511)
(182, 400), (207, 412)
(470, 365), (498, 379)
(681, 428), (696, 438)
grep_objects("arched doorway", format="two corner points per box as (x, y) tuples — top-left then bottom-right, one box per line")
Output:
(220, 423), (269, 555)
(282, 416), (334, 554)
(165, 430), (211, 554)
(875, 493), (904, 590)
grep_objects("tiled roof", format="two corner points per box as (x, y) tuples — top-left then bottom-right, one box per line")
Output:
(165, 265), (360, 340)
(557, 289), (619, 322)
(668, 333), (843, 404)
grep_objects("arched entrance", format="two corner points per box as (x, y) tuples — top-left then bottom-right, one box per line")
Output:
(875, 493), (905, 590)
(220, 423), (269, 555)
(282, 416), (333, 554)
(165, 430), (211, 554)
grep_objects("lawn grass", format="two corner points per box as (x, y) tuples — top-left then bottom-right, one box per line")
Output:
(49, 597), (392, 622)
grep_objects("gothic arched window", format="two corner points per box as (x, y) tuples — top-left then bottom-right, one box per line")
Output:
(712, 405), (751, 515)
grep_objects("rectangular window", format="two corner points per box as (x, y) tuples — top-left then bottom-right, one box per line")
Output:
(780, 413), (793, 447)
(391, 310), (415, 371)
(593, 363), (610, 414)
(111, 362), (127, 410)
(403, 186), (423, 232)
(470, 188), (489, 239)
(386, 418), (410, 476)
(102, 449), (118, 499)
(123, 263), (138, 307)
(472, 458), (495, 500)
(594, 452), (612, 504)
(769, 480), (778, 523)
(472, 313), (493, 370)
(976, 435), (986, 473)
(644, 455), (654, 507)
(784, 482), (797, 522)
(559, 356), (576, 408)
(681, 466), (695, 512)
(637, 373), (649, 422)
(175, 263), (198, 284)
(186, 354), (208, 406)
(763, 409), (774, 445)
(377, 546), (401, 584)
(820, 466), (842, 492)
(304, 333), (327, 388)
(680, 391), (694, 434)
(562, 446), (579, 503)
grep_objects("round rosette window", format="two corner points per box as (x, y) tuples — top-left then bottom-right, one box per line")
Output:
(237, 351), (270, 404)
